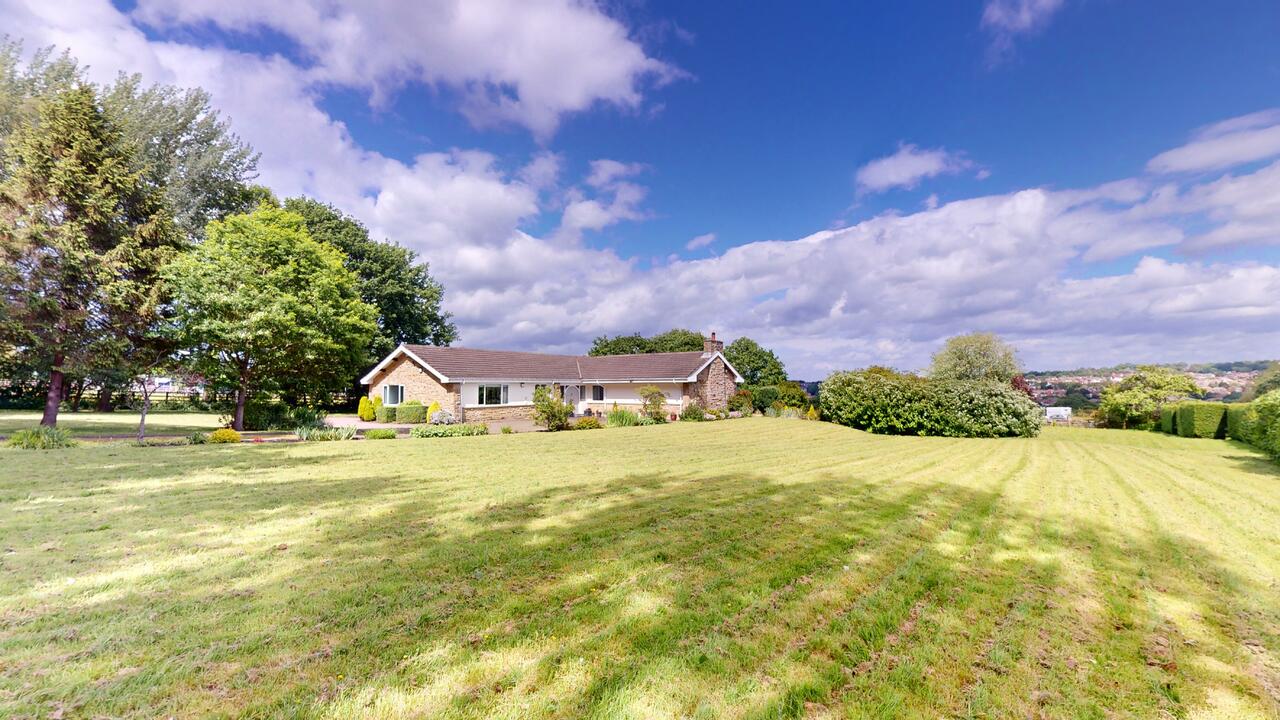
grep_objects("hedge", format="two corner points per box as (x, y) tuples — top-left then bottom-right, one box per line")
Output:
(820, 369), (1041, 438)
(363, 429), (397, 440)
(1159, 406), (1177, 434)
(375, 405), (396, 423)
(1176, 401), (1227, 439)
(395, 400), (427, 423)
(1226, 403), (1254, 441)
(409, 423), (489, 438)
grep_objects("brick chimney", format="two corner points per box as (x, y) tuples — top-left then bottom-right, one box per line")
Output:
(703, 331), (723, 354)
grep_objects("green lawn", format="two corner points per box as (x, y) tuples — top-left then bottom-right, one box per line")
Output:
(1, 420), (1277, 719)
(0, 410), (224, 438)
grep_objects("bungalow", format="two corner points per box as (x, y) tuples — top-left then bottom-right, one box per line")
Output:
(359, 332), (745, 423)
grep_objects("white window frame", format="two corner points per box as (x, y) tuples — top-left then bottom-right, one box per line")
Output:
(477, 384), (509, 405)
(382, 384), (405, 406)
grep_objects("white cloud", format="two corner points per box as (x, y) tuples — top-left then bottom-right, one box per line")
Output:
(855, 144), (975, 194)
(686, 232), (716, 250)
(981, 0), (1066, 63)
(129, 0), (681, 138)
(1147, 108), (1280, 174)
(6, 0), (1280, 377)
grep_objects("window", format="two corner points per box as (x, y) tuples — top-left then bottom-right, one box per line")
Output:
(478, 384), (508, 405)
(592, 385), (605, 401)
(382, 384), (404, 406)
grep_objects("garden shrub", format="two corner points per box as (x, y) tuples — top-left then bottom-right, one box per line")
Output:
(372, 395), (383, 415)
(500, 426), (514, 434)
(680, 402), (706, 421)
(729, 389), (754, 415)
(820, 369), (1041, 438)
(187, 430), (208, 445)
(209, 428), (242, 444)
(410, 423), (488, 438)
(607, 406), (640, 427)
(1176, 401), (1227, 439)
(357, 396), (375, 421)
(1225, 403), (1254, 442)
(363, 428), (397, 440)
(296, 425), (357, 441)
(426, 400), (442, 419)
(375, 405), (397, 423)
(636, 415), (658, 426)
(806, 405), (820, 421)
(574, 416), (603, 430)
(533, 385), (572, 431)
(1159, 406), (1177, 434)
(775, 382), (809, 408)
(395, 400), (427, 424)
(637, 385), (668, 420)
(747, 385), (780, 413)
(6, 426), (76, 449)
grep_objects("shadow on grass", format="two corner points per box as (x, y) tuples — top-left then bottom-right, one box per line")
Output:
(2, 457), (1278, 719)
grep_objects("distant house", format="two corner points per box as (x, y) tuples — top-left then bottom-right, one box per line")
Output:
(1044, 407), (1072, 422)
(360, 332), (744, 422)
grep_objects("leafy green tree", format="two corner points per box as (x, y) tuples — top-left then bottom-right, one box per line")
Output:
(637, 384), (668, 420)
(589, 328), (704, 356)
(284, 198), (456, 362)
(724, 337), (786, 385)
(1098, 366), (1199, 429)
(165, 205), (376, 430)
(0, 86), (180, 427)
(1244, 362), (1280, 401)
(929, 332), (1022, 383)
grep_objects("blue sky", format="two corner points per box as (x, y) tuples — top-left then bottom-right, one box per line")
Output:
(8, 0), (1280, 375)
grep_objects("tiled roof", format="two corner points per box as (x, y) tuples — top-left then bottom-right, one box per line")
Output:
(401, 345), (717, 381)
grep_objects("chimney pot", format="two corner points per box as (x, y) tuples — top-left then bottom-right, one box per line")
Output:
(704, 331), (724, 354)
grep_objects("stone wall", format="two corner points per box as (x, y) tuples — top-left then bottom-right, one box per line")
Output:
(692, 356), (736, 410)
(462, 405), (536, 423)
(367, 355), (461, 416)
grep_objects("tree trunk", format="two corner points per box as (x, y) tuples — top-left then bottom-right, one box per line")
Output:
(96, 385), (114, 412)
(69, 379), (84, 413)
(233, 383), (248, 431)
(137, 384), (151, 443)
(41, 355), (65, 427)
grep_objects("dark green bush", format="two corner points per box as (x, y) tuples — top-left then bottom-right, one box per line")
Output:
(187, 430), (209, 445)
(1159, 406), (1177, 434)
(224, 401), (325, 431)
(1176, 402), (1227, 439)
(363, 428), (397, 440)
(820, 369), (1041, 438)
(410, 423), (489, 438)
(1253, 390), (1280, 458)
(747, 385), (779, 413)
(375, 405), (397, 423)
(395, 400), (427, 423)
(6, 426), (76, 449)
(728, 390), (754, 415)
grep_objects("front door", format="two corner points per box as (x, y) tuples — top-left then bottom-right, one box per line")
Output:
(563, 384), (581, 414)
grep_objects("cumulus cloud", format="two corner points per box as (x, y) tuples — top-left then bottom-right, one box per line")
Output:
(129, 0), (681, 138)
(6, 0), (1279, 376)
(855, 144), (975, 194)
(981, 0), (1066, 63)
(1147, 108), (1280, 174)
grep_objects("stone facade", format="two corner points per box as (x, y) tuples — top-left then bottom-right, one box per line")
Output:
(366, 356), (461, 417)
(462, 405), (536, 423)
(690, 355), (737, 410)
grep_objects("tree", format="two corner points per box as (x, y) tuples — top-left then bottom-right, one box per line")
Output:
(637, 384), (668, 420)
(1098, 366), (1199, 429)
(1244, 362), (1280, 401)
(0, 86), (180, 427)
(929, 332), (1022, 383)
(165, 205), (376, 430)
(724, 337), (786, 385)
(589, 328), (704, 356)
(102, 75), (259, 239)
(283, 197), (456, 362)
